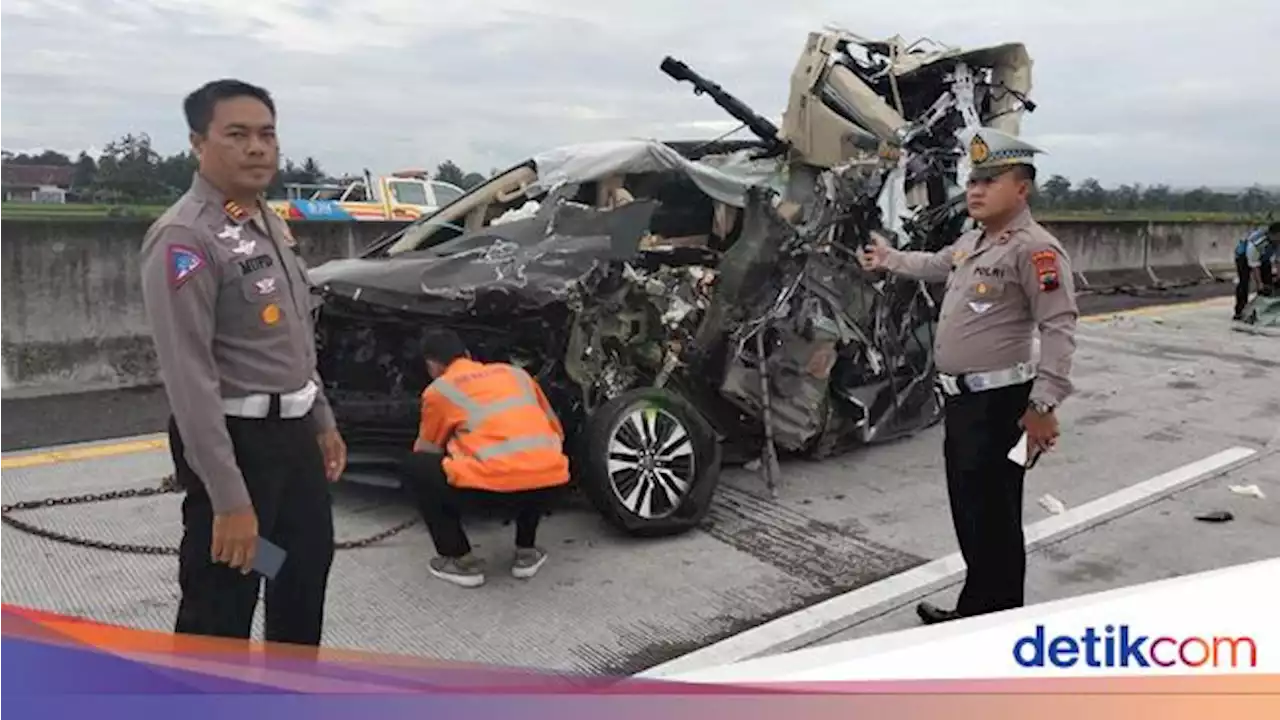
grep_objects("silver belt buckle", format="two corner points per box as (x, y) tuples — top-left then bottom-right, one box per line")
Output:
(281, 380), (318, 419)
(937, 373), (962, 396)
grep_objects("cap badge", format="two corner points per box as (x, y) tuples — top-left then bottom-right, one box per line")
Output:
(970, 134), (990, 164)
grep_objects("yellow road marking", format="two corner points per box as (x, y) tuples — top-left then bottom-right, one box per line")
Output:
(0, 297), (1234, 470)
(1080, 295), (1229, 323)
(1, 436), (168, 470)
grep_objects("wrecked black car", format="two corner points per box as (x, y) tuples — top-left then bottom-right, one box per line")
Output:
(307, 29), (1037, 537)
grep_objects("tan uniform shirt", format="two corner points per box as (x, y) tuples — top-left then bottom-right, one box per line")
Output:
(883, 206), (1078, 407)
(140, 173), (335, 515)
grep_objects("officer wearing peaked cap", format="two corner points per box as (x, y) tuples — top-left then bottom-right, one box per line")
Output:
(860, 126), (1079, 624)
(139, 79), (347, 649)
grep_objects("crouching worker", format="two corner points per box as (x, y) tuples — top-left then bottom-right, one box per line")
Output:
(401, 328), (570, 587)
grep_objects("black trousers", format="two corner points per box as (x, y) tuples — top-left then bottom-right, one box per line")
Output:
(168, 415), (334, 647)
(1235, 254), (1275, 317)
(399, 452), (556, 558)
(942, 380), (1033, 617)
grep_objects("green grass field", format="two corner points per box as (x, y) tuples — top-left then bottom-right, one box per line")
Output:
(1, 202), (1269, 225)
(1, 202), (171, 220)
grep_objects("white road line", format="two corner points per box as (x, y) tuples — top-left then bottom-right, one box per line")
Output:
(658, 556), (1280, 685)
(636, 445), (1260, 679)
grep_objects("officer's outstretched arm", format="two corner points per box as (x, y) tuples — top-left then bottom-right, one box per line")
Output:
(140, 225), (251, 515)
(883, 243), (956, 282)
(1018, 239), (1080, 407)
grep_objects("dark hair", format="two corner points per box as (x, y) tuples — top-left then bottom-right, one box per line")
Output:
(421, 328), (468, 366)
(183, 79), (275, 135)
(1012, 164), (1037, 184)
(1268, 222), (1280, 234)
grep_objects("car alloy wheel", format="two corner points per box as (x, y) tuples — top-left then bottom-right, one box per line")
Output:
(606, 406), (696, 520)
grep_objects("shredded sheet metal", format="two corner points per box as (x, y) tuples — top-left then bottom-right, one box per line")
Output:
(528, 139), (787, 208)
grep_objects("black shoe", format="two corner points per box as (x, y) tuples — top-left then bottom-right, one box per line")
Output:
(916, 601), (961, 625)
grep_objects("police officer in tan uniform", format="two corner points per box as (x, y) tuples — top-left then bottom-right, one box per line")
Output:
(140, 79), (347, 646)
(860, 127), (1078, 624)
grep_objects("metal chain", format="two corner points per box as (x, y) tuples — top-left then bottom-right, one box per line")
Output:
(0, 475), (421, 555)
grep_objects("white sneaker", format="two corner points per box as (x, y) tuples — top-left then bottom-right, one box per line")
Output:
(511, 548), (547, 579)
(428, 554), (486, 588)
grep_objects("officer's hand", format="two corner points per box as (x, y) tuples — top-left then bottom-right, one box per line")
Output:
(319, 428), (347, 482)
(859, 232), (892, 271)
(1020, 407), (1060, 455)
(212, 508), (258, 573)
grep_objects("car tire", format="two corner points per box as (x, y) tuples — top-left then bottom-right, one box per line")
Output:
(577, 387), (722, 538)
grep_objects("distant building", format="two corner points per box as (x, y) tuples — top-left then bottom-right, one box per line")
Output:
(2, 164), (76, 203)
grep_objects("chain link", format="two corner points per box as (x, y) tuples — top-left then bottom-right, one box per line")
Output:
(0, 474), (421, 554)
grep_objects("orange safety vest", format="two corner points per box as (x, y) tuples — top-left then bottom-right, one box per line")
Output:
(418, 357), (570, 493)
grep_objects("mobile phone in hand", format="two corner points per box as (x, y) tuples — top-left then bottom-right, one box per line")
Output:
(253, 537), (287, 580)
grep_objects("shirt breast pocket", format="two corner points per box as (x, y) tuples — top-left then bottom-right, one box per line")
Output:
(238, 271), (291, 332)
(968, 276), (1007, 307)
(241, 273), (284, 304)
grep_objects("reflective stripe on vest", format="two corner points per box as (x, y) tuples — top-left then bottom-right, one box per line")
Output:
(1239, 230), (1269, 256)
(428, 364), (560, 459)
(474, 434), (561, 461)
(430, 367), (538, 432)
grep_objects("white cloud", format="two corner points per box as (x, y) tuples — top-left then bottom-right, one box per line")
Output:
(1, 0), (1276, 188)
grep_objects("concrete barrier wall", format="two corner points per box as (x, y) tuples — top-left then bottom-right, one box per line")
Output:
(0, 216), (1253, 395)
(1049, 221), (1153, 288)
(0, 218), (403, 394)
(1045, 220), (1254, 289)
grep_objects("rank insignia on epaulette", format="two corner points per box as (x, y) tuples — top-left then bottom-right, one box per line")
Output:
(1032, 250), (1061, 292)
(223, 200), (250, 223)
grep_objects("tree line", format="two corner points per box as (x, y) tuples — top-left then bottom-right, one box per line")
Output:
(5, 131), (1279, 215)
(1028, 174), (1277, 215)
(2, 133), (491, 205)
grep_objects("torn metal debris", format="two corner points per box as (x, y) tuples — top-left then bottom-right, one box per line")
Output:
(308, 28), (1039, 537)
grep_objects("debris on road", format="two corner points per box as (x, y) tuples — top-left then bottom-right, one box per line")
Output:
(1194, 510), (1234, 523)
(1233, 294), (1280, 336)
(1038, 493), (1067, 515)
(1228, 484), (1267, 500)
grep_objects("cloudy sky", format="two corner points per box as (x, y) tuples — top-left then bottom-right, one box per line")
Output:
(2, 0), (1275, 188)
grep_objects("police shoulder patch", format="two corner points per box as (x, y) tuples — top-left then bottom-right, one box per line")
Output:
(1031, 249), (1060, 292)
(168, 244), (206, 289)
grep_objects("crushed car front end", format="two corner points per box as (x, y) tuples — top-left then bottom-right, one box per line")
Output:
(307, 28), (1038, 537)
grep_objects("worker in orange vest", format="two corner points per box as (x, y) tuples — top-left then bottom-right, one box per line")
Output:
(401, 328), (571, 587)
